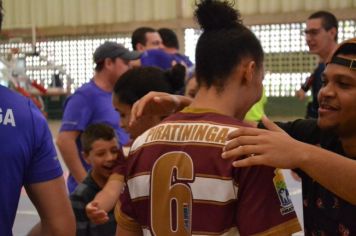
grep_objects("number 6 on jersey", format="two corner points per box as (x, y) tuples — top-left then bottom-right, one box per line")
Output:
(151, 152), (194, 235)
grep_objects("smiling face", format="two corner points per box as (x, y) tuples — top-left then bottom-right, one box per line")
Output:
(83, 138), (119, 186)
(317, 55), (356, 136)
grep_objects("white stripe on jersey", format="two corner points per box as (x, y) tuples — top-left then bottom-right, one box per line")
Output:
(142, 227), (240, 236)
(128, 175), (238, 202)
(190, 177), (238, 202)
(127, 175), (150, 199)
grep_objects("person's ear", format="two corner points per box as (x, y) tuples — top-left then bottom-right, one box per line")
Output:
(242, 60), (256, 85)
(328, 27), (337, 40)
(103, 58), (114, 69)
(136, 43), (145, 52)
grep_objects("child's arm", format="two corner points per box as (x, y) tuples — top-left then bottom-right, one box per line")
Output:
(86, 173), (124, 224)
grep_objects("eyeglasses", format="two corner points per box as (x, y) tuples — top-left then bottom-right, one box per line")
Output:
(301, 28), (324, 37)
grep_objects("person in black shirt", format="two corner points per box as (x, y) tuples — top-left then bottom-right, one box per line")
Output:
(126, 37), (356, 235)
(223, 37), (356, 235)
(296, 11), (338, 118)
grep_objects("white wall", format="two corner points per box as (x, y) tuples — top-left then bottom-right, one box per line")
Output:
(3, 0), (356, 30)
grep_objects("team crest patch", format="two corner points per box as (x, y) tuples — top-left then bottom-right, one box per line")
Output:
(273, 169), (294, 215)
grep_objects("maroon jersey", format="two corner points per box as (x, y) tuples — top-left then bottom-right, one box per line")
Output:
(116, 107), (301, 235)
(112, 148), (127, 177)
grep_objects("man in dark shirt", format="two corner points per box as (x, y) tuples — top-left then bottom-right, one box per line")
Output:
(296, 11), (338, 118)
(125, 36), (356, 235)
(223, 37), (356, 235)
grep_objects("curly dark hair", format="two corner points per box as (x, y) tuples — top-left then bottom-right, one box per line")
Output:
(113, 65), (185, 105)
(194, 0), (264, 91)
(81, 123), (117, 154)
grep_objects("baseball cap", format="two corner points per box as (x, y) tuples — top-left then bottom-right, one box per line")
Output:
(327, 37), (356, 70)
(93, 41), (141, 64)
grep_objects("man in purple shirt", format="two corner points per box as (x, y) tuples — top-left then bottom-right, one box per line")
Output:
(0, 2), (75, 234)
(56, 41), (141, 193)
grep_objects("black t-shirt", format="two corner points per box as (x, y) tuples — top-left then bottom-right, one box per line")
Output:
(70, 173), (117, 236)
(309, 64), (325, 119)
(272, 119), (356, 235)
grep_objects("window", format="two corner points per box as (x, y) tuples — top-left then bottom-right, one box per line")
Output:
(0, 20), (354, 96)
(184, 20), (356, 97)
(0, 34), (131, 93)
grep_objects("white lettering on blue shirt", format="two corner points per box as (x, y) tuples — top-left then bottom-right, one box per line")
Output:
(0, 108), (16, 127)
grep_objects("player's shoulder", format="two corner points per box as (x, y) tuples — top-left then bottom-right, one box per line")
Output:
(74, 80), (104, 97)
(0, 85), (30, 107)
(0, 85), (42, 128)
(174, 53), (193, 66)
(130, 112), (248, 153)
(169, 110), (250, 127)
(64, 81), (100, 105)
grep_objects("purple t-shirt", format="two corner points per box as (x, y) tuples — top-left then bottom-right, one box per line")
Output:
(0, 85), (63, 236)
(141, 49), (193, 70)
(60, 80), (128, 193)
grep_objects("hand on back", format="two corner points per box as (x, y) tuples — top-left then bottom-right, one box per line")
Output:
(222, 116), (304, 169)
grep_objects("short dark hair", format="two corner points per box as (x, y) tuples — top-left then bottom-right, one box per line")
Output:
(113, 66), (185, 105)
(194, 0), (264, 91)
(158, 28), (179, 49)
(131, 27), (156, 50)
(0, 0), (3, 30)
(81, 123), (116, 154)
(93, 41), (140, 72)
(332, 38), (356, 58)
(94, 58), (116, 72)
(308, 11), (338, 41)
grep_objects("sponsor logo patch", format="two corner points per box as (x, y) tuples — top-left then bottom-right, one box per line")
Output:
(273, 169), (294, 215)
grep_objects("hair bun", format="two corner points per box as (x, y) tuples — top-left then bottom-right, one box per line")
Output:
(164, 63), (186, 93)
(195, 0), (242, 31)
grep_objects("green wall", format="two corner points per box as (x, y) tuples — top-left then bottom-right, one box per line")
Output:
(265, 96), (307, 118)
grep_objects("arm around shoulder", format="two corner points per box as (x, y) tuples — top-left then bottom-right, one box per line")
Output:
(129, 92), (192, 127)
